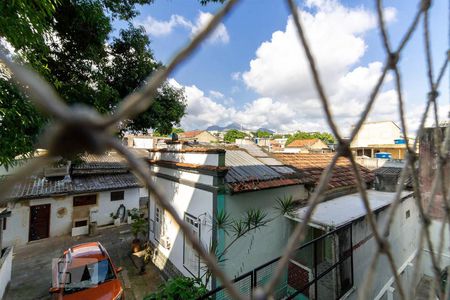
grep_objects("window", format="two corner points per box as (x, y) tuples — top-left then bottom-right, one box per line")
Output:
(183, 213), (200, 276)
(154, 205), (165, 242)
(110, 191), (124, 201)
(73, 195), (96, 207)
(64, 259), (116, 294)
(406, 210), (410, 219)
(74, 220), (88, 227)
(2, 218), (5, 231)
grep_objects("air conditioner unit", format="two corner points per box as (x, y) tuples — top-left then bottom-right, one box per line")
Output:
(160, 236), (171, 249)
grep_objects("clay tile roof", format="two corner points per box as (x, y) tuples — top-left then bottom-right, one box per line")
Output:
(286, 139), (321, 148)
(179, 130), (204, 139)
(273, 153), (374, 189)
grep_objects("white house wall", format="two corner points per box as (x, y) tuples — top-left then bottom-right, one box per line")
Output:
(349, 195), (419, 300)
(148, 174), (214, 278)
(351, 122), (401, 148)
(421, 219), (450, 278)
(96, 189), (140, 226)
(222, 185), (308, 278)
(149, 152), (220, 166)
(151, 165), (214, 186)
(4, 196), (73, 247)
(4, 188), (140, 247)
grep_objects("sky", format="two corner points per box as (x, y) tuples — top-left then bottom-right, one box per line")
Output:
(115, 0), (448, 136)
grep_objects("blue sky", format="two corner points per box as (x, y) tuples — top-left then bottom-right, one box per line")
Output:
(115, 0), (448, 135)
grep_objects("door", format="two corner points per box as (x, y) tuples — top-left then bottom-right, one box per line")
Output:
(29, 204), (50, 241)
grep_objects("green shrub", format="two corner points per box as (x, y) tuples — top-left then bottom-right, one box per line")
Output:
(144, 277), (207, 300)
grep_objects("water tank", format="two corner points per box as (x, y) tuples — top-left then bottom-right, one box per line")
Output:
(394, 139), (406, 144)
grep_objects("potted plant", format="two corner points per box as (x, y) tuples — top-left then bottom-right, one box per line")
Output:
(110, 212), (120, 226)
(130, 213), (148, 253)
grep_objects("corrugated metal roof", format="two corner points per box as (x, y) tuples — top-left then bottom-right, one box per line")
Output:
(225, 150), (280, 183)
(258, 157), (284, 165)
(237, 144), (269, 157)
(289, 191), (413, 227)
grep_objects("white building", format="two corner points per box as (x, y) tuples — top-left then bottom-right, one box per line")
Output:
(350, 121), (402, 148)
(146, 143), (310, 285)
(1, 152), (143, 247)
(145, 143), (379, 292)
(287, 190), (418, 300)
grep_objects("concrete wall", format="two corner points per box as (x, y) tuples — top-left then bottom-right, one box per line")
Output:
(351, 122), (401, 148)
(349, 195), (420, 300)
(4, 196), (73, 247)
(4, 188), (140, 247)
(148, 171), (215, 279)
(96, 189), (140, 226)
(149, 152), (222, 166)
(0, 246), (12, 299)
(421, 220), (450, 278)
(222, 185), (308, 278)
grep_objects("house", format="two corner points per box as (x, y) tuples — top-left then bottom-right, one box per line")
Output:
(350, 121), (410, 159)
(145, 143), (378, 292)
(284, 139), (329, 154)
(1, 152), (144, 247)
(203, 153), (420, 300)
(178, 130), (218, 143)
(146, 142), (309, 284)
(286, 190), (418, 299)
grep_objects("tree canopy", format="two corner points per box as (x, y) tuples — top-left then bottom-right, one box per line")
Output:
(286, 131), (335, 146)
(0, 0), (186, 167)
(224, 129), (247, 143)
(255, 130), (272, 138)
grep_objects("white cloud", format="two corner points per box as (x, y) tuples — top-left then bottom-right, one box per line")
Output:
(168, 1), (418, 135)
(135, 15), (191, 37)
(231, 72), (241, 81)
(136, 11), (230, 44)
(191, 12), (230, 44)
(209, 90), (224, 99)
(169, 79), (236, 130)
(237, 0), (402, 135)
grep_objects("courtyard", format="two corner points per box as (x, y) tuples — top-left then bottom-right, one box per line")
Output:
(4, 225), (164, 300)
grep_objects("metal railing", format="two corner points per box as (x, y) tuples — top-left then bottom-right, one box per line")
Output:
(0, 0), (448, 299)
(198, 224), (353, 300)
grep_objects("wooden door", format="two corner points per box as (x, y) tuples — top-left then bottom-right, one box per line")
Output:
(29, 204), (50, 241)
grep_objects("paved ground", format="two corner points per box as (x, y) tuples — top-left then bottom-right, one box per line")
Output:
(4, 225), (164, 300)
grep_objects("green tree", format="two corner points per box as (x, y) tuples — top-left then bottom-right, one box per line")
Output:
(0, 0), (186, 168)
(286, 131), (335, 146)
(223, 129), (247, 143)
(256, 130), (272, 138)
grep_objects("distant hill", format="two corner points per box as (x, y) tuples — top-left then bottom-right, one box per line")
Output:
(206, 122), (246, 131)
(257, 127), (275, 134)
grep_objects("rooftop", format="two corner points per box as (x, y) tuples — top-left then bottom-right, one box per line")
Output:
(273, 153), (374, 189)
(6, 173), (141, 200)
(178, 130), (205, 139)
(5, 151), (144, 201)
(288, 190), (413, 228)
(286, 139), (322, 148)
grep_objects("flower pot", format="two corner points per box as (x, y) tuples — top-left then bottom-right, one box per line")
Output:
(114, 218), (120, 226)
